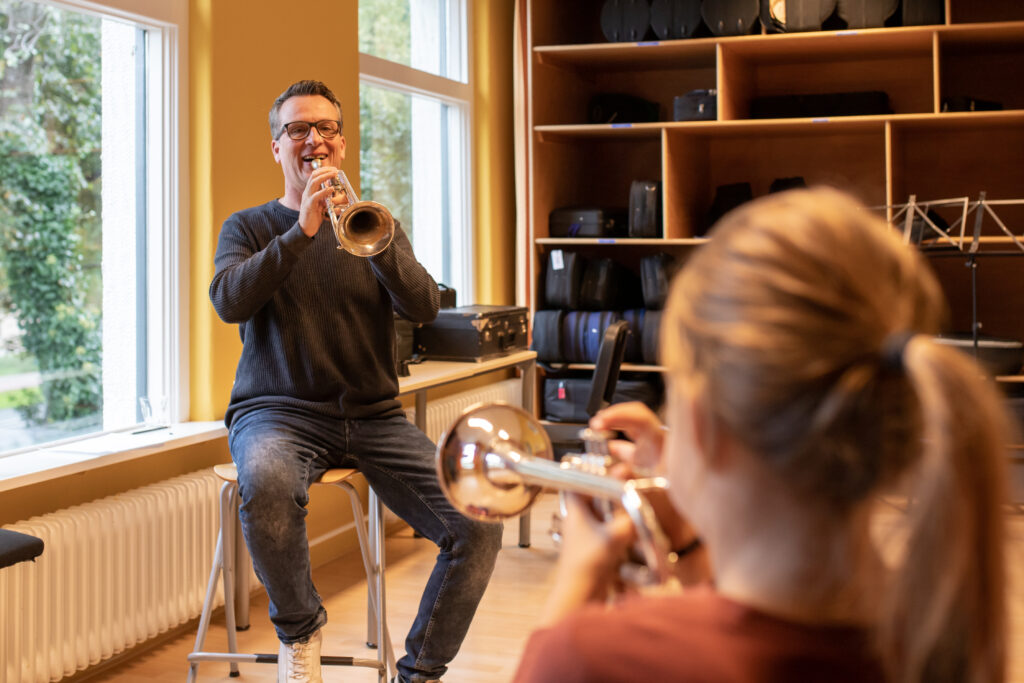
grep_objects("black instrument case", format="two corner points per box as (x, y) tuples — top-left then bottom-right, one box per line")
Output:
(415, 305), (529, 361)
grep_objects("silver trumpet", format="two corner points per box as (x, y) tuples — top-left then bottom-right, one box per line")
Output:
(435, 402), (677, 586)
(310, 157), (394, 257)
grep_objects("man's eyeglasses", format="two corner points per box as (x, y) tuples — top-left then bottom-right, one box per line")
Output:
(278, 120), (342, 141)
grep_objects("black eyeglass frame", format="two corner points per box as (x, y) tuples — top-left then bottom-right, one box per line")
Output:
(277, 119), (343, 141)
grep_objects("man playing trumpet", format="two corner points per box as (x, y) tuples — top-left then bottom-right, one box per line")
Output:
(209, 79), (501, 683)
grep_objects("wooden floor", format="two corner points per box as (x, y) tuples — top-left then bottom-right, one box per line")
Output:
(91, 494), (564, 683)
(87, 494), (1024, 682)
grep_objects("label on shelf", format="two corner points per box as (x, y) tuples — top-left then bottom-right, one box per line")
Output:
(611, 123), (633, 128)
(637, 41), (660, 46)
(597, 239), (617, 244)
(812, 118), (830, 123)
(551, 249), (564, 270)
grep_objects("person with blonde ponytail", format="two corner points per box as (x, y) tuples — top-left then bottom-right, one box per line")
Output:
(513, 187), (1013, 683)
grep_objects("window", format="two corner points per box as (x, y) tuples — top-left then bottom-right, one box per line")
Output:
(0, 0), (185, 455)
(358, 0), (472, 301)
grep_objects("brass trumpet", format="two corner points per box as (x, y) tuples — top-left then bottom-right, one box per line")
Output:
(310, 158), (394, 257)
(435, 402), (677, 586)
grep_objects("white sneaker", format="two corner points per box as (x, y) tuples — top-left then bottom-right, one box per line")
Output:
(278, 629), (323, 683)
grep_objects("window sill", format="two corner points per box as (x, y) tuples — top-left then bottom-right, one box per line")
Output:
(0, 421), (227, 493)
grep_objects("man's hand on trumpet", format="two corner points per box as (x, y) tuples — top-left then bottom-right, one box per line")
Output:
(299, 160), (350, 238)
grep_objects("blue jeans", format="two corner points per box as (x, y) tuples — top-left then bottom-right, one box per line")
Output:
(228, 408), (503, 682)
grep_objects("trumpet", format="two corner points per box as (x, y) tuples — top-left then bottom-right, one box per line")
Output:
(310, 157), (394, 257)
(435, 402), (677, 586)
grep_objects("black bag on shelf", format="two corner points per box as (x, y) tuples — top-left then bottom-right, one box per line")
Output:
(544, 249), (585, 310)
(835, 0), (897, 28)
(702, 182), (753, 236)
(902, 0), (944, 26)
(769, 176), (807, 193)
(642, 309), (662, 365)
(629, 180), (663, 237)
(650, 0), (704, 39)
(580, 258), (644, 310)
(562, 311), (626, 363)
(549, 207), (628, 238)
(701, 0), (760, 36)
(587, 93), (660, 124)
(532, 310), (565, 363)
(761, 0), (836, 32)
(640, 253), (678, 309)
(543, 374), (664, 423)
(600, 0), (653, 42)
(622, 308), (646, 363)
(415, 305), (528, 361)
(750, 91), (891, 119)
(673, 89), (717, 121)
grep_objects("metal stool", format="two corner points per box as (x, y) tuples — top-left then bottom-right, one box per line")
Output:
(187, 464), (394, 681)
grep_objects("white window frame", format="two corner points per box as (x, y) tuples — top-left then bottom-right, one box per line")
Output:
(1, 0), (188, 456)
(358, 0), (474, 302)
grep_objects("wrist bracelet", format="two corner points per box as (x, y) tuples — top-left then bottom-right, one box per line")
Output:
(672, 537), (703, 558)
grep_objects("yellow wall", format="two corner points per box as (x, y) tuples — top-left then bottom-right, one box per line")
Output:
(473, 0), (517, 306)
(189, 0), (363, 421)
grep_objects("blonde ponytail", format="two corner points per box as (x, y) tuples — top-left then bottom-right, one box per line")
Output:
(880, 338), (1010, 683)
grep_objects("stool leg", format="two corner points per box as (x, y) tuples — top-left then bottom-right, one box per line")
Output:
(366, 497), (379, 647)
(188, 520), (224, 683)
(370, 488), (395, 679)
(221, 483), (241, 674)
(340, 482), (394, 679)
(188, 481), (241, 681)
(233, 509), (251, 630)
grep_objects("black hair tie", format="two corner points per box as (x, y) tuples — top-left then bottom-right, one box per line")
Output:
(880, 331), (916, 372)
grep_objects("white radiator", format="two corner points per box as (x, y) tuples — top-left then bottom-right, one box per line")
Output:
(0, 469), (223, 683)
(406, 378), (523, 443)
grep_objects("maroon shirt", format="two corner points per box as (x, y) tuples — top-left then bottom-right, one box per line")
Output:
(513, 585), (886, 683)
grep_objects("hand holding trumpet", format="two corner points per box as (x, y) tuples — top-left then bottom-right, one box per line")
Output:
(538, 403), (711, 627)
(299, 159), (347, 237)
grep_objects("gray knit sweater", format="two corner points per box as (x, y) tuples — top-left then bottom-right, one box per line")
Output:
(210, 199), (439, 426)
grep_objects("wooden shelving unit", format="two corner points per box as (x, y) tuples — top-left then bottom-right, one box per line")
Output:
(522, 1), (1024, 393)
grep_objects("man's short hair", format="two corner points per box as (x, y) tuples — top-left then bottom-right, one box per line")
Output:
(268, 80), (343, 139)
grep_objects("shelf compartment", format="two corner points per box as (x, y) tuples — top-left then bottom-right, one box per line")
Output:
(528, 0), (619, 47)
(534, 39), (717, 71)
(889, 117), (1024, 234)
(938, 26), (1024, 113)
(664, 122), (888, 237)
(949, 3), (1024, 25)
(532, 49), (715, 127)
(719, 29), (935, 120)
(532, 62), (716, 127)
(530, 136), (663, 240)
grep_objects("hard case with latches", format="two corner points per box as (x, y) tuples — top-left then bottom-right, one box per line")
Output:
(415, 305), (529, 361)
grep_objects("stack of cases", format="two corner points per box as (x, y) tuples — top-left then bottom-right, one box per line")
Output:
(534, 246), (677, 422)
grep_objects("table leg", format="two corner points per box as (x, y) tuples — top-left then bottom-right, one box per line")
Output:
(518, 358), (537, 548)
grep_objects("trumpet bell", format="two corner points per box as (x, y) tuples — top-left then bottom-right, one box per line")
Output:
(436, 403), (554, 522)
(310, 158), (395, 257)
(336, 201), (394, 257)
